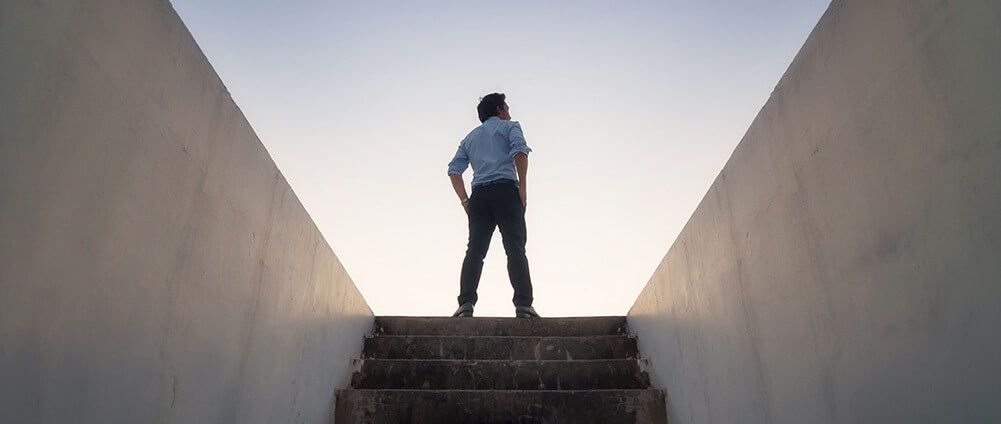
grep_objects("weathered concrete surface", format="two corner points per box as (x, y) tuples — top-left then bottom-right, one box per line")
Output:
(351, 358), (651, 390)
(375, 316), (629, 336)
(340, 316), (667, 423)
(0, 1), (372, 423)
(335, 390), (669, 424)
(628, 1), (1001, 423)
(364, 335), (639, 360)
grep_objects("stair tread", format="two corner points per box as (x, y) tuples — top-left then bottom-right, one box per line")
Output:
(350, 358), (650, 390)
(367, 334), (635, 339)
(334, 388), (668, 423)
(363, 334), (639, 360)
(374, 316), (629, 336)
(355, 358), (644, 363)
(339, 388), (662, 393)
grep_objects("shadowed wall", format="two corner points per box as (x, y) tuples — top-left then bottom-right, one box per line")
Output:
(0, 1), (373, 422)
(628, 1), (1001, 423)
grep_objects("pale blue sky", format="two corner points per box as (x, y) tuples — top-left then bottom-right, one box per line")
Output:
(171, 0), (830, 317)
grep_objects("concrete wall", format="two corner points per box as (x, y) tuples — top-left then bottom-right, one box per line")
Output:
(0, 1), (373, 423)
(628, 1), (1001, 423)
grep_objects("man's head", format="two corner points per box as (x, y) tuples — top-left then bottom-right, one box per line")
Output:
(477, 93), (511, 123)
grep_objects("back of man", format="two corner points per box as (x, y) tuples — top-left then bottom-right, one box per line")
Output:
(446, 93), (540, 318)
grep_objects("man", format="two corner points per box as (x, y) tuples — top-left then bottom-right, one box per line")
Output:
(447, 93), (540, 318)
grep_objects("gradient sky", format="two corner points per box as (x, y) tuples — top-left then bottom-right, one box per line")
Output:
(170, 0), (830, 317)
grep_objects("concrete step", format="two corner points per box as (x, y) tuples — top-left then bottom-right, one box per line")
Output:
(362, 335), (639, 360)
(374, 316), (628, 337)
(334, 389), (668, 424)
(350, 359), (651, 390)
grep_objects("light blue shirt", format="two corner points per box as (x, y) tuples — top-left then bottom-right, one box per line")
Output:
(447, 116), (532, 188)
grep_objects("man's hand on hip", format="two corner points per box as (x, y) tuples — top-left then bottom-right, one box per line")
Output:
(449, 173), (470, 216)
(513, 153), (528, 209)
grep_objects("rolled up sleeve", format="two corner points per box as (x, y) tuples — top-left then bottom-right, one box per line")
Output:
(507, 121), (532, 159)
(447, 144), (469, 175)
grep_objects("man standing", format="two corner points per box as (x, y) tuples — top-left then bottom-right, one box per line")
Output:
(447, 93), (540, 318)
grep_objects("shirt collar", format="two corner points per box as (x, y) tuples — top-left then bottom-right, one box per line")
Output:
(485, 116), (501, 122)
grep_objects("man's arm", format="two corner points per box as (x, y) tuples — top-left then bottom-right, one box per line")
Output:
(449, 173), (470, 214)
(514, 153), (528, 207)
(447, 141), (471, 214)
(507, 122), (531, 208)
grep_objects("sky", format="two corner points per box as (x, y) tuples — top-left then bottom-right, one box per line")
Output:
(170, 0), (830, 317)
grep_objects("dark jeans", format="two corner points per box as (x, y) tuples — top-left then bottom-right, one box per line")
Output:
(458, 180), (533, 307)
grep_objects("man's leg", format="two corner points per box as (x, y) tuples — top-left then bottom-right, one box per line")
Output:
(458, 191), (495, 306)
(495, 185), (533, 307)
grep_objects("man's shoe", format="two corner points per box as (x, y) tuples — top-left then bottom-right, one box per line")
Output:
(452, 302), (474, 317)
(515, 305), (540, 318)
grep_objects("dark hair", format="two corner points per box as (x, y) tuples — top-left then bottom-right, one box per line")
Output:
(477, 93), (506, 123)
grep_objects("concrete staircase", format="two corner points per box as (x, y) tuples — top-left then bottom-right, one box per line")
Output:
(334, 316), (668, 423)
